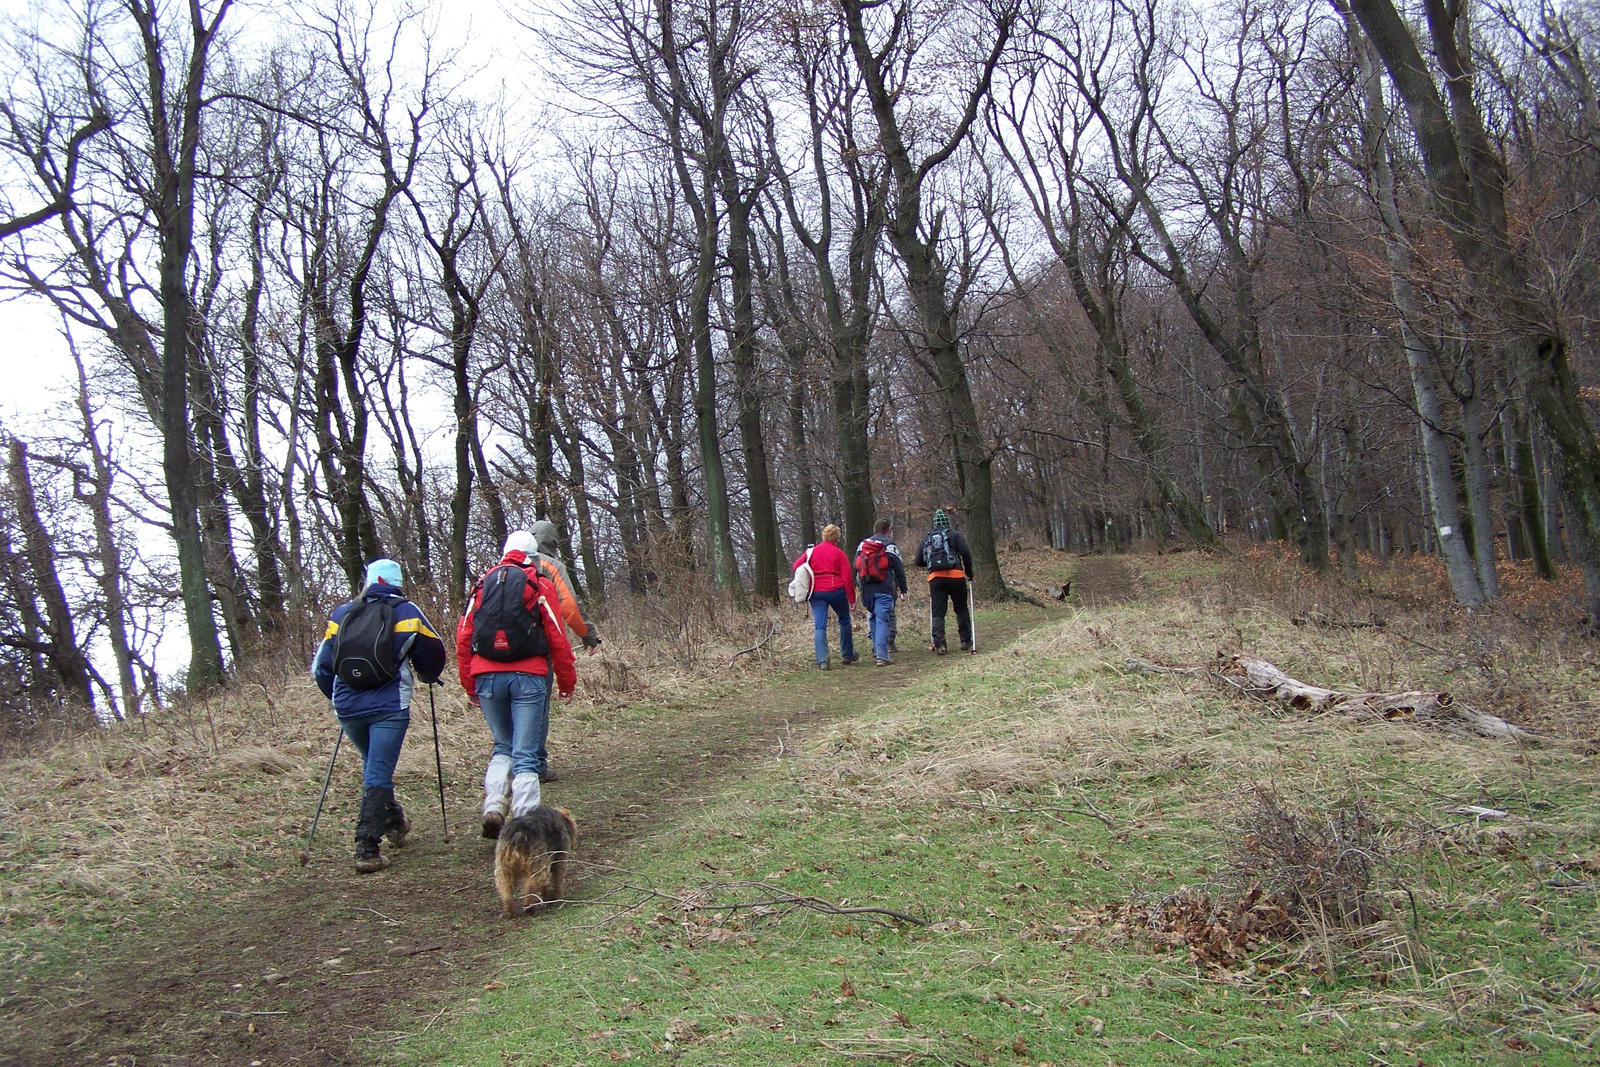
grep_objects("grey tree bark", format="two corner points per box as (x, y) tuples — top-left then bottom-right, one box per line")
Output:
(1343, 2), (1484, 604)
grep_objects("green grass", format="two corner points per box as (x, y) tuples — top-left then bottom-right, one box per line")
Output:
(387, 598), (1600, 1066)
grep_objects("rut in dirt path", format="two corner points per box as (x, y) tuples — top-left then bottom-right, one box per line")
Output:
(3, 602), (1065, 1067)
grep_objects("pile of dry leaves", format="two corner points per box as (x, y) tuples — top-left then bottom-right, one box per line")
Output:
(1082, 884), (1296, 975)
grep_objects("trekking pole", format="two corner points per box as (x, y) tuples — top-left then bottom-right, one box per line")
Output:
(968, 577), (978, 654)
(300, 722), (344, 864)
(429, 684), (449, 841)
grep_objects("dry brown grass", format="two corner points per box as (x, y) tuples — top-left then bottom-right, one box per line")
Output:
(800, 544), (1596, 845)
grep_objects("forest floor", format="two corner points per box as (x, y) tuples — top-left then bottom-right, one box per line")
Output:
(0, 559), (1098, 1066)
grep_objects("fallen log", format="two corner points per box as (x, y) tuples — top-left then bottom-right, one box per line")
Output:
(1124, 654), (1534, 741)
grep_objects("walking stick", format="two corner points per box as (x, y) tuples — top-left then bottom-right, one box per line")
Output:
(429, 684), (449, 841)
(300, 722), (344, 863)
(967, 577), (977, 654)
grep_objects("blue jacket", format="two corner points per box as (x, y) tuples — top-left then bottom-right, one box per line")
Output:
(312, 585), (448, 719)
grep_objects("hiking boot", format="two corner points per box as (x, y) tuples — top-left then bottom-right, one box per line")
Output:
(538, 769), (560, 784)
(960, 640), (973, 652)
(818, 659), (832, 671)
(888, 640), (898, 654)
(482, 753), (511, 839)
(933, 644), (948, 656)
(875, 657), (892, 666)
(354, 787), (390, 874)
(381, 788), (410, 848)
(841, 654), (860, 665)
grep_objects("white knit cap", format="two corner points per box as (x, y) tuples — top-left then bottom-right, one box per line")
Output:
(503, 530), (538, 557)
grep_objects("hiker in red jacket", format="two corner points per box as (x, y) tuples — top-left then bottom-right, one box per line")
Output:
(793, 523), (857, 670)
(457, 537), (578, 839)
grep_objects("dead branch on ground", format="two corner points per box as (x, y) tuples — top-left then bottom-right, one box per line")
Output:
(1125, 654), (1534, 741)
(727, 621), (781, 667)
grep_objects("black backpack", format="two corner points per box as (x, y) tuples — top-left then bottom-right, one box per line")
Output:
(333, 596), (401, 690)
(923, 530), (960, 571)
(470, 564), (549, 662)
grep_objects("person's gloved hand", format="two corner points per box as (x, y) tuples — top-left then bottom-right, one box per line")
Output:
(582, 633), (602, 656)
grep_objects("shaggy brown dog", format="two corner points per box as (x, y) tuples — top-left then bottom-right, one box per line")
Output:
(494, 805), (578, 917)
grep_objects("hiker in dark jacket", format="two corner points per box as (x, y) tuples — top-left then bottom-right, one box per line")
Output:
(458, 535), (579, 839)
(312, 559), (447, 873)
(914, 508), (975, 655)
(856, 518), (908, 666)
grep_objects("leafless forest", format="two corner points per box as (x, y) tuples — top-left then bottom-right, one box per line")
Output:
(0, 0), (1596, 731)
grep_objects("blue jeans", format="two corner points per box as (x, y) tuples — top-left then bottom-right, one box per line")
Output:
(809, 587), (854, 665)
(866, 592), (895, 660)
(340, 707), (410, 789)
(476, 672), (550, 778)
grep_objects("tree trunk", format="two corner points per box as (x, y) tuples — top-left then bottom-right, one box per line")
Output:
(724, 192), (780, 601)
(7, 440), (94, 708)
(1346, 5), (1484, 603)
(70, 352), (139, 717)
(841, 0), (1013, 598)
(131, 0), (228, 687)
(1459, 378), (1500, 598)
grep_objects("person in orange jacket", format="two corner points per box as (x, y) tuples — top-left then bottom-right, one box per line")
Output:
(457, 535), (578, 839)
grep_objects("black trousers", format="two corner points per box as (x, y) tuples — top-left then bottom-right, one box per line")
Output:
(928, 576), (972, 648)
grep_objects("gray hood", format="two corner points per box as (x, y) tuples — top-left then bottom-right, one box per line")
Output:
(529, 519), (560, 558)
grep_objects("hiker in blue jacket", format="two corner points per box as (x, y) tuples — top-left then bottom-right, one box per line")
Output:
(855, 518), (908, 666)
(312, 559), (448, 873)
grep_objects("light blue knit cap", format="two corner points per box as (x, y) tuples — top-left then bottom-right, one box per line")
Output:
(933, 508), (951, 529)
(365, 558), (403, 589)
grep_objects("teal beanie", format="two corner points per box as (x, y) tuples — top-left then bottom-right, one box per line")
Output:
(932, 509), (951, 530)
(365, 558), (403, 589)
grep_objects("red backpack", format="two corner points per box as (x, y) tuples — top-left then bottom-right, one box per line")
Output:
(855, 539), (891, 584)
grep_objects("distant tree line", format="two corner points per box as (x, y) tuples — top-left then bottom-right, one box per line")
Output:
(0, 0), (1596, 729)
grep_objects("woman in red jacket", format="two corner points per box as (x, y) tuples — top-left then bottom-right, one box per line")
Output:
(457, 538), (578, 838)
(793, 523), (857, 669)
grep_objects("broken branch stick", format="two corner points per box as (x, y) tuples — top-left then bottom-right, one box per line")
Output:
(1126, 654), (1534, 741)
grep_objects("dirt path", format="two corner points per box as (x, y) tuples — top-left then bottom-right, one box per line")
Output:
(3, 602), (1062, 1067)
(1071, 555), (1138, 605)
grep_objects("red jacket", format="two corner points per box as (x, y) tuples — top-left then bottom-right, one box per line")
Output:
(456, 553), (578, 697)
(795, 540), (854, 605)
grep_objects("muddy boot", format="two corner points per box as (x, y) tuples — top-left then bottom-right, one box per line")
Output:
(354, 787), (390, 874)
(482, 754), (512, 839)
(382, 788), (410, 849)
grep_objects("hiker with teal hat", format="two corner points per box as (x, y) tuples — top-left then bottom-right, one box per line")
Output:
(312, 558), (447, 872)
(915, 508), (975, 655)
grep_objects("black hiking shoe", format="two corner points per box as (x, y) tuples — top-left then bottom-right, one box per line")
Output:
(482, 811), (505, 839)
(875, 657), (892, 666)
(538, 769), (560, 784)
(354, 787), (390, 873)
(888, 641), (898, 654)
(933, 643), (948, 656)
(841, 654), (860, 665)
(818, 659), (832, 671)
(960, 640), (973, 653)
